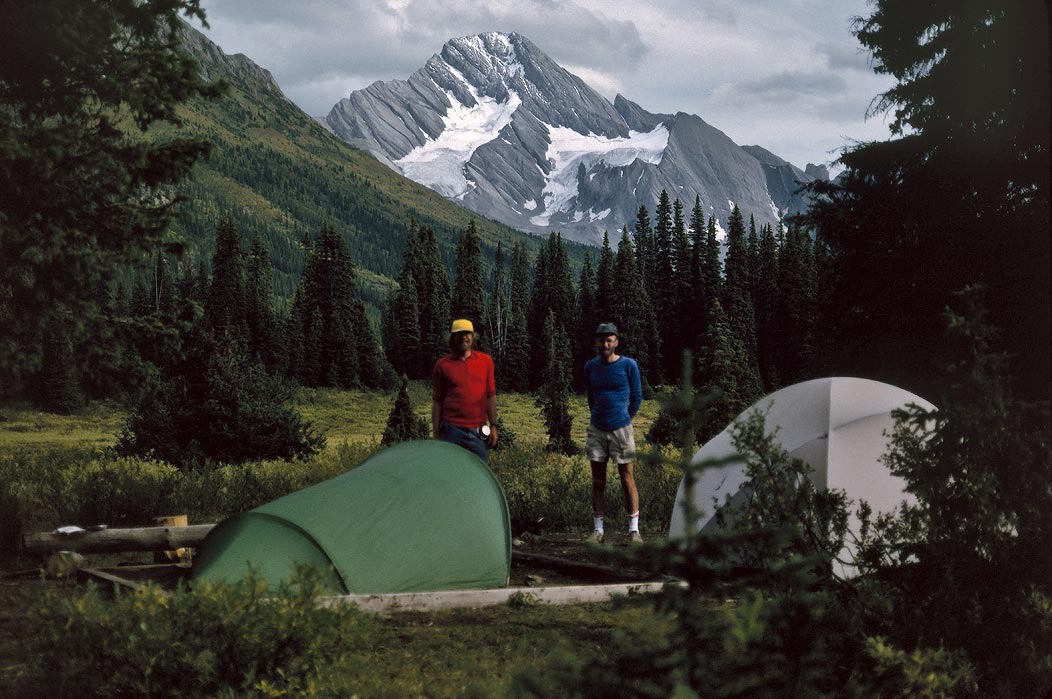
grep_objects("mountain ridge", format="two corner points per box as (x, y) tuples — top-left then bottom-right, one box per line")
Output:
(166, 23), (573, 311)
(325, 31), (827, 244)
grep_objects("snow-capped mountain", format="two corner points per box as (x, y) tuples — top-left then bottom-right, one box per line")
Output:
(324, 32), (825, 244)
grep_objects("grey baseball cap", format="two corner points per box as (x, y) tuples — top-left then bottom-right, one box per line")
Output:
(594, 322), (619, 337)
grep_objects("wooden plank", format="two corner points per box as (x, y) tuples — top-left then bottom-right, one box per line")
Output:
(318, 581), (673, 615)
(24, 524), (216, 554)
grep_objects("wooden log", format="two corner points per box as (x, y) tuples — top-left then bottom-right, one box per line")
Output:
(23, 524), (216, 554)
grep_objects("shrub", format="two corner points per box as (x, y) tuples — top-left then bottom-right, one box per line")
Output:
(381, 375), (429, 445)
(21, 566), (372, 697)
(118, 338), (324, 468)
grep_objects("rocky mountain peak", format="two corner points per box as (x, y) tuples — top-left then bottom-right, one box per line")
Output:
(324, 32), (819, 244)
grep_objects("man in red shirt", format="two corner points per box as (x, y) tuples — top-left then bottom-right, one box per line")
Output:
(431, 318), (498, 461)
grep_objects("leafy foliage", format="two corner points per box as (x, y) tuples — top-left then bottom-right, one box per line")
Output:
(801, 0), (1050, 399)
(856, 286), (1052, 697)
(0, 0), (223, 398)
(118, 337), (325, 468)
(537, 312), (576, 455)
(23, 567), (371, 697)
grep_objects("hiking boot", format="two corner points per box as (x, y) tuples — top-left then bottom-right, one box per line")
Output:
(586, 529), (605, 544)
(627, 530), (643, 545)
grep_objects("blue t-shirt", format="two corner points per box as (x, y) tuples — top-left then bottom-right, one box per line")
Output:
(584, 356), (642, 431)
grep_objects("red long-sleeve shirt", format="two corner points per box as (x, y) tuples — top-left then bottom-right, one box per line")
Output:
(432, 351), (495, 428)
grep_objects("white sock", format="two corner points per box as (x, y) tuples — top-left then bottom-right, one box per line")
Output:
(628, 513), (639, 532)
(594, 516), (604, 533)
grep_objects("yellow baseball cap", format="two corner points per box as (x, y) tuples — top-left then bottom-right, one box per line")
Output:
(450, 318), (474, 334)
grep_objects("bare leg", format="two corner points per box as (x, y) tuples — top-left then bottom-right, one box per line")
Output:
(590, 461), (607, 516)
(617, 461), (639, 516)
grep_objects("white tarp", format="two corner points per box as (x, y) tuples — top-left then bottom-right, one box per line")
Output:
(667, 377), (935, 577)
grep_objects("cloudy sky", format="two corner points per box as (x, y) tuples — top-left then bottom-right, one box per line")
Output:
(190, 0), (896, 172)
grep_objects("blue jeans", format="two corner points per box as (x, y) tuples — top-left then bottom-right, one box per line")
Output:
(439, 422), (489, 462)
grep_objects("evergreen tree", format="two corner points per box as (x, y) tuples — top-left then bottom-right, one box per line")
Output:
(612, 227), (660, 392)
(414, 226), (451, 366)
(593, 232), (616, 324)
(288, 226), (390, 389)
(695, 297), (757, 442)
(687, 197), (712, 360)
(381, 375), (429, 445)
(451, 219), (485, 326)
(668, 197), (693, 381)
(573, 251), (597, 391)
(802, 0), (1050, 398)
(772, 223), (816, 385)
(503, 243), (532, 392)
(385, 224), (425, 377)
(119, 337), (324, 468)
(0, 0), (223, 398)
(38, 321), (84, 414)
(245, 232), (280, 371)
(537, 312), (576, 454)
(651, 190), (675, 382)
(633, 204), (654, 298)
(528, 234), (575, 389)
(206, 219), (247, 341)
(721, 204), (762, 397)
(753, 223), (780, 390)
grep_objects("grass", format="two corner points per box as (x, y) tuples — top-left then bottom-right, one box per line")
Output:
(0, 402), (125, 451)
(0, 386), (696, 697)
(0, 574), (685, 698)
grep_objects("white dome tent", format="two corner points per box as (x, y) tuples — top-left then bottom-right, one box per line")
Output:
(668, 377), (935, 578)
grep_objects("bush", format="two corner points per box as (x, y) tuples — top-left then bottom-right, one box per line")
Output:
(0, 442), (384, 540)
(21, 566), (372, 697)
(381, 375), (429, 446)
(118, 339), (324, 468)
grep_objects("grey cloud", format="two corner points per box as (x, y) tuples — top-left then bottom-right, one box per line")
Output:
(817, 40), (873, 71)
(722, 70), (848, 103)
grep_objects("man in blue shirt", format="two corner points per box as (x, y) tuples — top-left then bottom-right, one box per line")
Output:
(583, 322), (643, 544)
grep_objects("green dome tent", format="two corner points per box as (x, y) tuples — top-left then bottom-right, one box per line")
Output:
(192, 440), (511, 594)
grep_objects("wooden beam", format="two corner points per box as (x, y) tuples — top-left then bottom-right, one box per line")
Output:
(23, 524), (216, 554)
(318, 581), (674, 615)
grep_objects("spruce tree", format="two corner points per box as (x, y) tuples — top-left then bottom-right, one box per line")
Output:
(772, 223), (816, 385)
(537, 311), (576, 455)
(451, 219), (485, 326)
(415, 226), (451, 366)
(668, 197), (693, 381)
(385, 224), (424, 377)
(245, 232), (280, 371)
(206, 218), (247, 341)
(695, 297), (757, 442)
(288, 226), (390, 389)
(594, 232), (616, 324)
(39, 322), (84, 414)
(651, 190), (675, 383)
(0, 0), (223, 399)
(119, 336), (324, 468)
(612, 227), (660, 392)
(721, 204), (762, 397)
(528, 233), (575, 389)
(573, 251), (597, 390)
(504, 243), (532, 392)
(753, 223), (780, 390)
(382, 375), (429, 445)
(633, 204), (654, 297)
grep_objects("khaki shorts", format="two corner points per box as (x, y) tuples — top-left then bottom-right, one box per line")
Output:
(585, 423), (636, 464)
